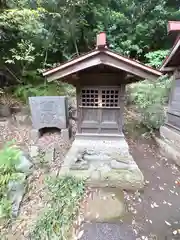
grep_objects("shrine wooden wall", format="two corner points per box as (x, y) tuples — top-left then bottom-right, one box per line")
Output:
(166, 70), (180, 130)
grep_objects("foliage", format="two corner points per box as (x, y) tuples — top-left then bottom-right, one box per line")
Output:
(0, 142), (21, 219)
(0, 93), (20, 107)
(127, 75), (172, 130)
(30, 175), (85, 240)
(5, 39), (36, 77)
(0, 0), (180, 75)
(145, 50), (170, 68)
(0, 0), (179, 102)
(13, 82), (75, 103)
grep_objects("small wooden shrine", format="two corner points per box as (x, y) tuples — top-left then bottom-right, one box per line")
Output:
(43, 33), (161, 140)
(161, 21), (180, 131)
(43, 33), (161, 189)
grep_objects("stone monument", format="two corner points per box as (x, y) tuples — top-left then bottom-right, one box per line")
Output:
(29, 96), (68, 130)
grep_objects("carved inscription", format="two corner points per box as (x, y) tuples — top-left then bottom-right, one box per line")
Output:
(29, 96), (68, 130)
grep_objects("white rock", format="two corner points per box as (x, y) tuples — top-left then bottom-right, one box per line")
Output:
(15, 153), (33, 175)
(29, 145), (39, 158)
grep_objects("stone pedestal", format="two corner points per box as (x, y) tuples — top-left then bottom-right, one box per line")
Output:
(60, 137), (144, 190)
(160, 125), (180, 150)
(156, 125), (180, 166)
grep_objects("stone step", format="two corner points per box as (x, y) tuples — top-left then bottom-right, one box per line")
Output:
(80, 222), (135, 240)
(154, 136), (180, 166)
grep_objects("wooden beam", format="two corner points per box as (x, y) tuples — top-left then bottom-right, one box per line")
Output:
(161, 66), (176, 72)
(47, 56), (102, 82)
(161, 38), (180, 70)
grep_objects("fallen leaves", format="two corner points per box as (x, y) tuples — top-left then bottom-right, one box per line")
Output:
(76, 230), (84, 239)
(173, 229), (180, 235)
(163, 200), (172, 206)
(159, 186), (164, 191)
(150, 202), (159, 208)
(165, 221), (171, 226)
(146, 219), (152, 224)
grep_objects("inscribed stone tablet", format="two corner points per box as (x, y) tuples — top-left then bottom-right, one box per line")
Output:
(29, 96), (68, 130)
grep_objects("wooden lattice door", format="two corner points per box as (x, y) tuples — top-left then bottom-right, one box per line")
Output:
(78, 86), (122, 135)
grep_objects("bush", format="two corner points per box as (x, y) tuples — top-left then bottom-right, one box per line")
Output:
(13, 82), (75, 103)
(0, 142), (21, 219)
(127, 75), (172, 130)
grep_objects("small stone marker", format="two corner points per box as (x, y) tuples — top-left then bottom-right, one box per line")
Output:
(29, 96), (68, 130)
(84, 188), (125, 222)
(44, 147), (55, 163)
(30, 129), (40, 144)
(29, 145), (39, 158)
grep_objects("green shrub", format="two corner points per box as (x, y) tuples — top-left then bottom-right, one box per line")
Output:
(145, 50), (169, 69)
(13, 82), (75, 103)
(31, 176), (85, 240)
(127, 75), (172, 130)
(0, 142), (21, 219)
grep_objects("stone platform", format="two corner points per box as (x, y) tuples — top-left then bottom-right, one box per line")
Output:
(155, 125), (180, 166)
(60, 137), (144, 190)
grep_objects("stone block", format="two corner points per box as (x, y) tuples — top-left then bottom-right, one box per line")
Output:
(30, 129), (40, 143)
(61, 128), (70, 141)
(111, 160), (130, 169)
(8, 173), (26, 217)
(160, 125), (180, 150)
(15, 153), (33, 175)
(14, 113), (29, 124)
(154, 136), (180, 166)
(84, 188), (125, 222)
(91, 170), (101, 180)
(29, 96), (68, 130)
(29, 145), (39, 158)
(84, 154), (111, 162)
(44, 147), (55, 162)
(70, 160), (89, 170)
(60, 138), (144, 190)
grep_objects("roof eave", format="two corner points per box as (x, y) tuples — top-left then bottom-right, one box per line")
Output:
(43, 49), (100, 77)
(44, 49), (162, 83)
(161, 37), (180, 71)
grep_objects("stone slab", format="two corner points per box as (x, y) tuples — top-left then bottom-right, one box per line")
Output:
(30, 129), (40, 144)
(44, 147), (55, 163)
(29, 145), (39, 158)
(154, 136), (180, 166)
(60, 138), (144, 190)
(160, 125), (180, 150)
(61, 128), (70, 141)
(80, 222), (135, 240)
(84, 188), (125, 222)
(29, 96), (68, 130)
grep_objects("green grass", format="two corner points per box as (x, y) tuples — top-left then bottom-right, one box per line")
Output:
(30, 175), (85, 240)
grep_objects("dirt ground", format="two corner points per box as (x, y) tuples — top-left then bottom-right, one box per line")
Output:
(127, 136), (180, 240)
(1, 110), (180, 240)
(80, 118), (180, 240)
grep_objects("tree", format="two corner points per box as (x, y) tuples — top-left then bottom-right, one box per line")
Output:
(0, 0), (179, 86)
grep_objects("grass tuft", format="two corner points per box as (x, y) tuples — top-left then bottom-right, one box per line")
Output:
(30, 175), (85, 240)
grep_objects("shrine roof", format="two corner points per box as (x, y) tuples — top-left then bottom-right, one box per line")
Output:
(43, 33), (162, 82)
(161, 21), (180, 72)
(161, 36), (180, 71)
